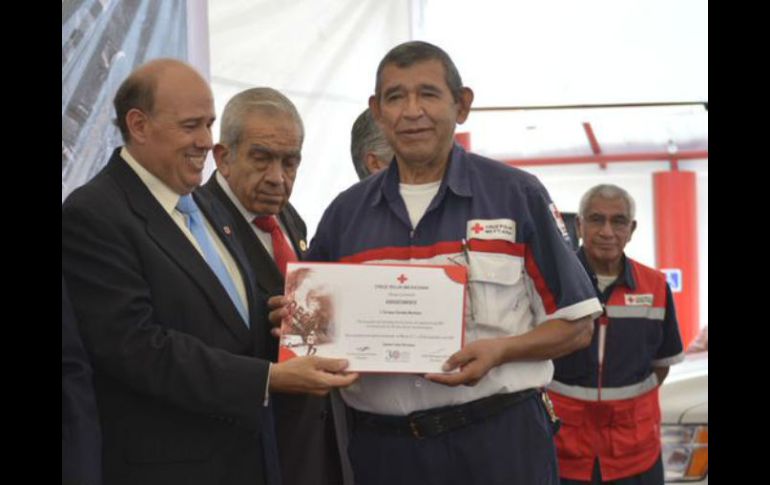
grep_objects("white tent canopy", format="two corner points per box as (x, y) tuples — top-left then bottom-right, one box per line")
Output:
(207, 0), (707, 325)
(62, 0), (707, 325)
(208, 0), (707, 232)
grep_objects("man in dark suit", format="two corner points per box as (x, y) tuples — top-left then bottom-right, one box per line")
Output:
(63, 275), (102, 485)
(62, 59), (357, 485)
(201, 87), (353, 485)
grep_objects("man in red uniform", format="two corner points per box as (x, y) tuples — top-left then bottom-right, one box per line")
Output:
(549, 184), (685, 484)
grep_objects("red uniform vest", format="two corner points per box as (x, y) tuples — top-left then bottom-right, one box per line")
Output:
(549, 260), (669, 481)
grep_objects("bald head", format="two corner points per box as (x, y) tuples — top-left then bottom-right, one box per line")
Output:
(114, 58), (215, 195)
(113, 59), (210, 144)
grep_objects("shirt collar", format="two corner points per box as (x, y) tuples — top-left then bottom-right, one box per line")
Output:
(371, 143), (473, 208)
(577, 246), (636, 291)
(120, 147), (180, 216)
(443, 143), (473, 198)
(215, 171), (259, 222)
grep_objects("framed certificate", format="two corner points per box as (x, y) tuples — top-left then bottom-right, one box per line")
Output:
(278, 262), (467, 373)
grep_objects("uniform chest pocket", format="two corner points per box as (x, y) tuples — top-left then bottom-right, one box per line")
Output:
(467, 251), (530, 332)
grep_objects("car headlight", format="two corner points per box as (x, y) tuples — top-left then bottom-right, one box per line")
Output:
(662, 424), (708, 482)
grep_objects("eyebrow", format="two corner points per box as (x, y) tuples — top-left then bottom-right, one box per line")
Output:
(179, 115), (215, 125)
(587, 213), (630, 220)
(247, 144), (301, 159)
(383, 85), (405, 98)
(383, 83), (444, 98)
(418, 83), (443, 94)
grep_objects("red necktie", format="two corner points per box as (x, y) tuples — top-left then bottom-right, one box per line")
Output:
(252, 215), (297, 276)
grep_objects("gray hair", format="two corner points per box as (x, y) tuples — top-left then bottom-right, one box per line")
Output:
(374, 41), (464, 103)
(350, 108), (394, 179)
(578, 184), (636, 220)
(219, 87), (304, 151)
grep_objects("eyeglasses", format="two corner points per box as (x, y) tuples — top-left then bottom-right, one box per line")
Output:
(584, 214), (632, 230)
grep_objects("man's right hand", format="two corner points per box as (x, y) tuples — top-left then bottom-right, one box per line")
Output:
(269, 356), (359, 396)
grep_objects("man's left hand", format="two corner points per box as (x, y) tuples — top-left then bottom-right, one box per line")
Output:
(424, 338), (505, 387)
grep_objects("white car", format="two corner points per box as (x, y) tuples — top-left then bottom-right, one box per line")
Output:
(660, 351), (708, 483)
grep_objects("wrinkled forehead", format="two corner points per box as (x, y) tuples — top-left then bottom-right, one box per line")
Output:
(586, 196), (632, 217)
(241, 105), (303, 140)
(379, 59), (449, 90)
(239, 111), (303, 147)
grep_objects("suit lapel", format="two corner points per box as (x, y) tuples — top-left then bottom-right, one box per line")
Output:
(204, 176), (285, 296)
(109, 157), (251, 343)
(195, 190), (266, 336)
(202, 175), (283, 359)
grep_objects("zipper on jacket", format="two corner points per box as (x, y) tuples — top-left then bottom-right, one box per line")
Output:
(597, 313), (609, 401)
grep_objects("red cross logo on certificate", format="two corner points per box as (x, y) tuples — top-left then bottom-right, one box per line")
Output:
(397, 274), (408, 284)
(471, 223), (484, 234)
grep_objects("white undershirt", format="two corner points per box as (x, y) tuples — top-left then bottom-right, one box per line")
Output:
(399, 181), (441, 229)
(596, 274), (617, 293)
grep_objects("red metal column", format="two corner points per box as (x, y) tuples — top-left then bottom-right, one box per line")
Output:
(653, 171), (699, 349)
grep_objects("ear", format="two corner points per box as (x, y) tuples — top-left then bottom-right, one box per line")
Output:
(455, 87), (474, 124)
(125, 108), (149, 144)
(575, 216), (585, 242)
(628, 220), (637, 242)
(213, 144), (231, 176)
(368, 95), (381, 121)
(365, 153), (388, 175)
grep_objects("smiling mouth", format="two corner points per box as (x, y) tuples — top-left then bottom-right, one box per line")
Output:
(185, 154), (207, 170)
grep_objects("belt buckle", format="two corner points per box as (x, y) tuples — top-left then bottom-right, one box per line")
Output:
(408, 410), (434, 439)
(410, 409), (459, 439)
(409, 419), (424, 439)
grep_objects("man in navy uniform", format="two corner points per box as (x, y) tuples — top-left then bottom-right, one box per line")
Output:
(286, 41), (602, 485)
(548, 184), (684, 484)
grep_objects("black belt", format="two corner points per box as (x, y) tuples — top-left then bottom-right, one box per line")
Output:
(352, 388), (539, 439)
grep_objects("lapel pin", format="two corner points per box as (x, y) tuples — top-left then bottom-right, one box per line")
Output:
(299, 240), (307, 252)
(223, 225), (232, 235)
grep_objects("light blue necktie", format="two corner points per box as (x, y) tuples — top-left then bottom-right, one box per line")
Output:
(176, 194), (249, 326)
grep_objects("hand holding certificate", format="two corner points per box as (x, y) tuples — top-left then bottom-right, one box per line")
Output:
(278, 262), (467, 374)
